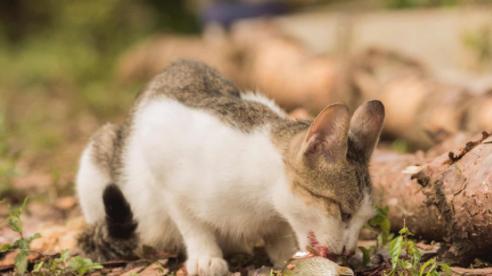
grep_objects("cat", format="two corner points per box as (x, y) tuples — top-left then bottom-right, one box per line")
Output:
(76, 60), (385, 275)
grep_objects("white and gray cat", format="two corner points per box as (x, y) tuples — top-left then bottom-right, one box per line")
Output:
(76, 60), (385, 275)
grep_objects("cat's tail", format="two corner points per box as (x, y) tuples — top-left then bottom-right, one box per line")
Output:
(77, 184), (139, 261)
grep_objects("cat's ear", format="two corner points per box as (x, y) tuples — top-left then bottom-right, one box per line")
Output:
(301, 104), (350, 163)
(348, 100), (385, 162)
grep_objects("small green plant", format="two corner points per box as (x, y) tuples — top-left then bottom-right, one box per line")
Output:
(31, 250), (71, 275)
(361, 207), (451, 275)
(0, 198), (102, 275)
(0, 198), (41, 274)
(359, 207), (393, 266)
(68, 255), (104, 276)
(32, 250), (70, 274)
(387, 225), (451, 276)
(30, 249), (103, 275)
(369, 207), (393, 246)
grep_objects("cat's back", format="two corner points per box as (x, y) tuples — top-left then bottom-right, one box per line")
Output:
(137, 59), (240, 106)
(135, 59), (286, 132)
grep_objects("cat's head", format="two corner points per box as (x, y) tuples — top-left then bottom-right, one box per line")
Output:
(276, 100), (384, 256)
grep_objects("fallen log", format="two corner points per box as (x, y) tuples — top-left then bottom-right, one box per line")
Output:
(344, 49), (492, 148)
(230, 21), (341, 113)
(240, 34), (492, 148)
(116, 34), (239, 84)
(370, 131), (492, 264)
(230, 23), (492, 148)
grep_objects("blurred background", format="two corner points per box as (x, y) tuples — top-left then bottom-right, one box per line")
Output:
(1, 0), (492, 207)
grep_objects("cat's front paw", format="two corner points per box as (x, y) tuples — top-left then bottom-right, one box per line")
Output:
(186, 256), (229, 276)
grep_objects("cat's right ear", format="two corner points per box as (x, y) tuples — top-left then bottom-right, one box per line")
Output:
(300, 104), (350, 163)
(348, 100), (385, 162)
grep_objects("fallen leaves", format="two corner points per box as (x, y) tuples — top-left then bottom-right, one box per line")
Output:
(30, 218), (84, 254)
(54, 196), (77, 210)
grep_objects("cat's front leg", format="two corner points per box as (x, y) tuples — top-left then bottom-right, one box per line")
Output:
(184, 231), (229, 276)
(264, 226), (298, 268)
(168, 205), (229, 276)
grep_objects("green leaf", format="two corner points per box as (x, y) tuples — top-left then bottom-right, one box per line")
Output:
(369, 207), (392, 245)
(19, 197), (29, 212)
(389, 236), (403, 271)
(419, 258), (436, 276)
(439, 263), (452, 275)
(32, 260), (44, 272)
(369, 207), (390, 229)
(425, 262), (437, 276)
(399, 227), (407, 235)
(399, 226), (410, 236)
(59, 249), (71, 262)
(15, 238), (29, 251)
(406, 239), (421, 268)
(0, 243), (12, 253)
(68, 256), (103, 276)
(7, 197), (29, 234)
(8, 214), (23, 233)
(27, 233), (41, 243)
(401, 259), (412, 270)
(359, 246), (373, 267)
(15, 249), (29, 274)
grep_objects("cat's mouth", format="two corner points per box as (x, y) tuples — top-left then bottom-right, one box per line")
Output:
(304, 231), (357, 261)
(304, 231), (340, 261)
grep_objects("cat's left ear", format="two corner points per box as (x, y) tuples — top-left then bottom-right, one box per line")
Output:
(349, 100), (385, 162)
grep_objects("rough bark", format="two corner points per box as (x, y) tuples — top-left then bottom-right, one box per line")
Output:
(370, 131), (492, 264)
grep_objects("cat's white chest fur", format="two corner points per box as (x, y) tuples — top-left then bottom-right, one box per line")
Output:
(122, 98), (290, 252)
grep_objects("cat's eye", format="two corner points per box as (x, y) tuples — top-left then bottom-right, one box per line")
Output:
(341, 211), (352, 222)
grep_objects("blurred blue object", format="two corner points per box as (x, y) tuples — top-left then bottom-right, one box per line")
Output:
(201, 1), (289, 28)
